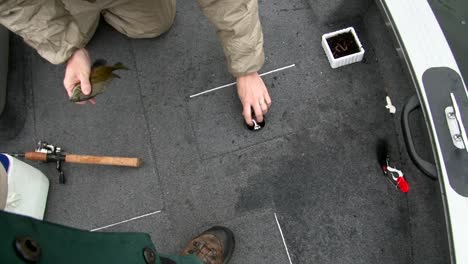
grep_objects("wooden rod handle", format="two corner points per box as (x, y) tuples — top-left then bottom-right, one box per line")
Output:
(65, 154), (142, 167)
(24, 152), (47, 161)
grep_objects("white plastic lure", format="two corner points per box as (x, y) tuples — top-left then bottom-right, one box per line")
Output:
(385, 96), (396, 114)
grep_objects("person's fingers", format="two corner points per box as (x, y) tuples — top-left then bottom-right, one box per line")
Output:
(63, 75), (76, 97)
(253, 103), (264, 123)
(64, 84), (74, 97)
(260, 99), (268, 114)
(76, 101), (86, 105)
(79, 73), (92, 95)
(243, 104), (253, 126)
(264, 91), (272, 107)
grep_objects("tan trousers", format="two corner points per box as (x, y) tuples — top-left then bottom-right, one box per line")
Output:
(62, 0), (176, 43)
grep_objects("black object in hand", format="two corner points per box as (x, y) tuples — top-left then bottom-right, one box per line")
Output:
(246, 118), (265, 131)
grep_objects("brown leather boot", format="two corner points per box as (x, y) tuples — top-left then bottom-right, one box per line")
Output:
(181, 226), (235, 264)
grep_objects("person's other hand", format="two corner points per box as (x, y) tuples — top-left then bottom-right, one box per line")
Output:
(63, 48), (95, 105)
(237, 72), (271, 125)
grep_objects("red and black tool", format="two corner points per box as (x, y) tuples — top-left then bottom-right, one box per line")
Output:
(377, 139), (410, 193)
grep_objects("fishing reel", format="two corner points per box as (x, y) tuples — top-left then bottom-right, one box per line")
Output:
(36, 141), (62, 154)
(35, 141), (66, 184)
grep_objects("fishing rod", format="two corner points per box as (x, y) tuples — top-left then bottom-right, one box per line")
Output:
(7, 141), (142, 184)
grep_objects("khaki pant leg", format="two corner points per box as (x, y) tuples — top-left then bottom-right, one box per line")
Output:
(103, 0), (176, 38)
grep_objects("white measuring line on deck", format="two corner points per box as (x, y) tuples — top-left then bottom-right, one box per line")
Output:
(274, 213), (293, 264)
(189, 64), (296, 98)
(90, 210), (162, 232)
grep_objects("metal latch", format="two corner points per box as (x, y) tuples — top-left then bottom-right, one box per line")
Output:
(445, 93), (468, 151)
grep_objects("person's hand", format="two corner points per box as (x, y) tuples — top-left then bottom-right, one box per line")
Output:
(237, 72), (271, 125)
(63, 48), (95, 104)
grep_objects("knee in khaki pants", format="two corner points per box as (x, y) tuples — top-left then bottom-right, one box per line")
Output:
(103, 0), (176, 38)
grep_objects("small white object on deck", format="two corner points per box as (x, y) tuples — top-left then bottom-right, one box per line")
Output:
(385, 96), (396, 114)
(189, 64), (296, 98)
(274, 213), (293, 264)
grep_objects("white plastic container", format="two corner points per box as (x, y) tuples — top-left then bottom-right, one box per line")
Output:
(0, 153), (49, 219)
(322, 27), (365, 68)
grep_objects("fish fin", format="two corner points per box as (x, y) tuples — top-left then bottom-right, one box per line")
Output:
(71, 94), (97, 103)
(69, 85), (83, 102)
(112, 73), (121, 79)
(92, 59), (107, 68)
(113, 62), (129, 70)
(71, 84), (82, 96)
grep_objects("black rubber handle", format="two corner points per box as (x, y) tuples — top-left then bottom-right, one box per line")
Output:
(401, 95), (438, 180)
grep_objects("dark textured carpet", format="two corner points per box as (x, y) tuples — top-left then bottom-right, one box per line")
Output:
(0, 34), (27, 140)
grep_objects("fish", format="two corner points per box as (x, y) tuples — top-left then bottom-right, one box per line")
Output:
(69, 60), (128, 102)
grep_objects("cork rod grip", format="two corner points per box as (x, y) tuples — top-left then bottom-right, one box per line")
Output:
(65, 154), (142, 167)
(24, 152), (48, 161)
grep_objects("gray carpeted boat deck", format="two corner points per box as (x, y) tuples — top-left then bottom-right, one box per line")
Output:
(0, 1), (450, 263)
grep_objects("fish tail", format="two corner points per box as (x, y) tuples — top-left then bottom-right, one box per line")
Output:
(113, 62), (129, 70)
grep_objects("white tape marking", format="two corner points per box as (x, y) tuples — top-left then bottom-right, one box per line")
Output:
(189, 64), (296, 98)
(274, 213), (293, 264)
(90, 210), (162, 232)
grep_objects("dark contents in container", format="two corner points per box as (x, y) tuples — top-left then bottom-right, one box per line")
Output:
(326, 32), (360, 59)
(246, 118), (265, 131)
